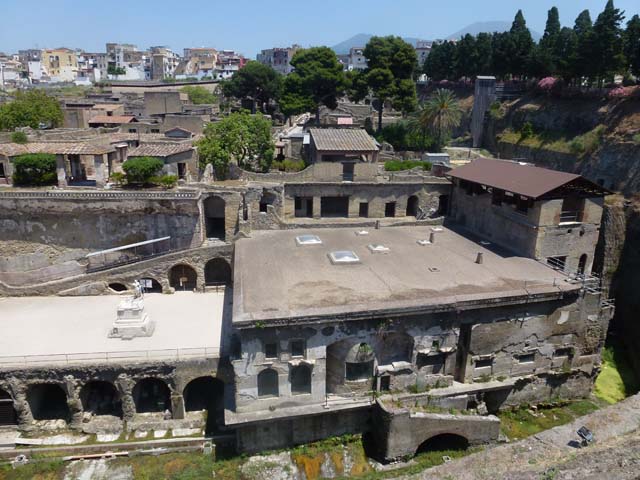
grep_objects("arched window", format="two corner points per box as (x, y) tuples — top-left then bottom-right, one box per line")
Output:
(27, 384), (70, 421)
(80, 381), (122, 417)
(204, 258), (232, 286)
(0, 388), (16, 426)
(406, 195), (419, 217)
(257, 369), (279, 398)
(578, 254), (588, 276)
(169, 264), (197, 291)
(291, 365), (312, 395)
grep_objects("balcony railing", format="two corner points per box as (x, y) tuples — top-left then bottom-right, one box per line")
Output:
(559, 211), (581, 223)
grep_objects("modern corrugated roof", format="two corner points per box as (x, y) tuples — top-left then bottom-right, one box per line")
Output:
(128, 143), (193, 158)
(309, 128), (378, 152)
(448, 157), (584, 199)
(0, 142), (116, 156)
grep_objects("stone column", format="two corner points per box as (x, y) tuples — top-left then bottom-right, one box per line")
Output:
(8, 378), (34, 431)
(171, 392), (185, 420)
(116, 374), (136, 421)
(94, 154), (106, 187)
(56, 154), (68, 187)
(312, 196), (321, 219)
(63, 376), (84, 430)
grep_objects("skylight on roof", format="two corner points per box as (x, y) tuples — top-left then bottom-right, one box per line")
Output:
(355, 230), (369, 236)
(296, 235), (322, 246)
(328, 251), (360, 264)
(367, 244), (390, 254)
(417, 239), (432, 246)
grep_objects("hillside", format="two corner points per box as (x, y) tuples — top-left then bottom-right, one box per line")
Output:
(331, 34), (424, 54)
(447, 21), (541, 40)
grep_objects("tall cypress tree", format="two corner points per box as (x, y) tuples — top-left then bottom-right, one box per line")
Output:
(593, 0), (626, 84)
(539, 7), (562, 74)
(574, 10), (596, 83)
(624, 14), (640, 77)
(508, 10), (535, 78)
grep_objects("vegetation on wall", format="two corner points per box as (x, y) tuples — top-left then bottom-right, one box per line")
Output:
(10, 131), (28, 144)
(12, 153), (57, 186)
(121, 156), (164, 184)
(181, 85), (217, 105)
(0, 90), (63, 131)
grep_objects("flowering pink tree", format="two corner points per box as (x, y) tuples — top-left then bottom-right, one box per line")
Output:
(537, 77), (557, 92)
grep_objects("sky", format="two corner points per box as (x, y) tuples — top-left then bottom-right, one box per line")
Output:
(1, 0), (638, 58)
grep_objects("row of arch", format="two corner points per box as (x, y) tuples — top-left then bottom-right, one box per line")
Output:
(107, 258), (232, 294)
(0, 376), (224, 426)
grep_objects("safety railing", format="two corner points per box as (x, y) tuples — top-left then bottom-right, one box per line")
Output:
(559, 211), (581, 223)
(0, 347), (220, 368)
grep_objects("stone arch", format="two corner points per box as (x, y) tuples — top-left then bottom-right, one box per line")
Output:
(140, 277), (163, 293)
(169, 264), (197, 291)
(578, 254), (588, 276)
(0, 387), (17, 426)
(406, 195), (419, 217)
(183, 376), (225, 434)
(259, 190), (278, 213)
(290, 365), (312, 395)
(257, 369), (279, 398)
(132, 378), (171, 414)
(415, 433), (469, 455)
(80, 381), (123, 418)
(108, 282), (128, 293)
(204, 196), (226, 240)
(377, 332), (414, 365)
(326, 339), (376, 394)
(27, 384), (70, 421)
(204, 258), (232, 286)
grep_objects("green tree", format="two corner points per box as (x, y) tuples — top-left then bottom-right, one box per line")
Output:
(624, 14), (640, 77)
(424, 41), (457, 80)
(363, 36), (418, 130)
(122, 157), (164, 184)
(555, 27), (580, 82)
(420, 89), (462, 152)
(11, 131), (28, 144)
(197, 111), (274, 178)
(508, 10), (535, 78)
(454, 34), (478, 79)
(279, 47), (345, 125)
(181, 86), (217, 105)
(12, 153), (57, 186)
(537, 7), (562, 75)
(491, 32), (514, 79)
(0, 90), (63, 131)
(592, 0), (626, 84)
(223, 61), (282, 113)
(574, 10), (596, 82)
(474, 33), (494, 77)
(344, 69), (369, 103)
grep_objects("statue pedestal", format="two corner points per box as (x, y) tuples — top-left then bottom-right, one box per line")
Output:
(109, 296), (155, 340)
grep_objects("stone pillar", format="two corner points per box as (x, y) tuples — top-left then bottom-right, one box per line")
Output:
(471, 76), (496, 148)
(56, 154), (68, 187)
(312, 196), (321, 219)
(116, 374), (136, 421)
(171, 393), (185, 420)
(8, 378), (34, 431)
(63, 376), (84, 430)
(94, 154), (106, 187)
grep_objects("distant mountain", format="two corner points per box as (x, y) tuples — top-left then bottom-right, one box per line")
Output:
(446, 21), (542, 41)
(331, 34), (423, 55)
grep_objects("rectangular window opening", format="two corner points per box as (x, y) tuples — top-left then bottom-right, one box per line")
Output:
(384, 202), (396, 218)
(518, 353), (535, 364)
(290, 339), (305, 357)
(264, 342), (278, 359)
(475, 358), (493, 369)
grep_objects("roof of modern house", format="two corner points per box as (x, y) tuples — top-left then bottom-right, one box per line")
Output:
(0, 142), (116, 157)
(448, 158), (606, 199)
(309, 128), (378, 152)
(128, 143), (193, 157)
(88, 115), (137, 125)
(233, 226), (579, 326)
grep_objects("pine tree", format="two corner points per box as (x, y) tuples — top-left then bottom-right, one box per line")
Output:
(592, 0), (626, 85)
(624, 14), (640, 77)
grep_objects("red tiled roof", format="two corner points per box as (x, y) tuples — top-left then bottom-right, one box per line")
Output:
(0, 142), (115, 156)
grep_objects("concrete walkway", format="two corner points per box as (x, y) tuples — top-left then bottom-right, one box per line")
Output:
(401, 393), (640, 479)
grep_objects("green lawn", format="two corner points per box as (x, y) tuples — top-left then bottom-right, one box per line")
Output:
(595, 344), (640, 404)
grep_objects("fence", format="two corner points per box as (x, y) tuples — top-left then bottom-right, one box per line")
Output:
(0, 347), (220, 368)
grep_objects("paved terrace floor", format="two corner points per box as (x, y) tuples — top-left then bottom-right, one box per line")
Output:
(233, 225), (579, 324)
(0, 292), (228, 366)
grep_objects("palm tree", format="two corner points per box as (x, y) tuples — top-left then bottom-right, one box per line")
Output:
(419, 88), (462, 152)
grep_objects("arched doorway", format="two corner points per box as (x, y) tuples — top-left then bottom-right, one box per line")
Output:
(169, 264), (197, 291)
(140, 277), (162, 293)
(578, 254), (588, 276)
(80, 381), (122, 418)
(183, 377), (225, 434)
(27, 384), (70, 421)
(257, 369), (279, 398)
(326, 340), (376, 394)
(204, 258), (232, 286)
(204, 196), (226, 240)
(291, 365), (312, 395)
(415, 433), (469, 455)
(378, 332), (414, 365)
(132, 378), (171, 414)
(406, 195), (419, 217)
(0, 388), (16, 426)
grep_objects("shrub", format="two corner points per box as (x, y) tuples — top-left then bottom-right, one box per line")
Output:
(271, 159), (306, 172)
(384, 160), (432, 172)
(122, 156), (164, 184)
(157, 174), (178, 189)
(12, 153), (57, 186)
(519, 122), (534, 140)
(11, 131), (28, 144)
(109, 172), (126, 185)
(569, 138), (585, 155)
(537, 77), (557, 92)
(633, 134), (640, 145)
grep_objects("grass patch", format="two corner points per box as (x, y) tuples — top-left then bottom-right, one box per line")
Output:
(497, 125), (605, 156)
(498, 400), (600, 442)
(0, 459), (65, 480)
(384, 160), (431, 172)
(594, 343), (640, 404)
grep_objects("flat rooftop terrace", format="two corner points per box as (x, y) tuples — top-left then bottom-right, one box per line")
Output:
(0, 292), (229, 368)
(233, 226), (579, 325)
